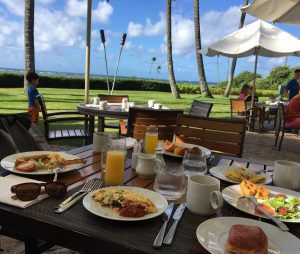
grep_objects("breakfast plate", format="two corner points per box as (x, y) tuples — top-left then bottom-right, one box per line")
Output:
(209, 166), (272, 184)
(163, 143), (211, 158)
(0, 151), (84, 175)
(196, 217), (300, 254)
(83, 186), (168, 221)
(222, 184), (300, 223)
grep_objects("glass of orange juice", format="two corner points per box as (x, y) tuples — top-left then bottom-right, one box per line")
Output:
(104, 137), (126, 186)
(145, 127), (158, 154)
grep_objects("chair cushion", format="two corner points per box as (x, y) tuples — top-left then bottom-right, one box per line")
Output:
(285, 118), (300, 129)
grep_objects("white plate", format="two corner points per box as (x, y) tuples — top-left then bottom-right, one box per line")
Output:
(0, 151), (84, 175)
(209, 166), (272, 184)
(163, 143), (211, 158)
(83, 186), (168, 221)
(222, 184), (300, 223)
(196, 217), (300, 254)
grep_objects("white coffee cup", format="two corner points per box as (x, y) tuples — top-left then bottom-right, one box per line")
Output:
(153, 103), (162, 109)
(121, 98), (128, 110)
(99, 101), (108, 110)
(274, 160), (300, 191)
(93, 132), (110, 153)
(92, 97), (100, 105)
(148, 100), (155, 108)
(187, 175), (223, 215)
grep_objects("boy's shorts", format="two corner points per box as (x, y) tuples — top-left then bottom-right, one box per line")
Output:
(28, 106), (39, 123)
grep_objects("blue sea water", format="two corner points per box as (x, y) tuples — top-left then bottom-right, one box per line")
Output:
(0, 67), (217, 85)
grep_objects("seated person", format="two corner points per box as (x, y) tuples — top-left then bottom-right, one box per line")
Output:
(245, 87), (265, 131)
(285, 69), (300, 101)
(285, 94), (300, 128)
(238, 85), (250, 100)
(245, 87), (258, 103)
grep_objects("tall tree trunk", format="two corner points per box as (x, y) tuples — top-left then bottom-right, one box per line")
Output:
(24, 0), (35, 94)
(194, 0), (213, 98)
(224, 0), (248, 97)
(166, 0), (180, 99)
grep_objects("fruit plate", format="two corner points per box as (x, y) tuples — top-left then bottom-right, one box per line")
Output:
(163, 143), (211, 158)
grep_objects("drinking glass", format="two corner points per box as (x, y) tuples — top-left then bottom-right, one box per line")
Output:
(103, 137), (126, 186)
(182, 149), (207, 177)
(153, 163), (186, 200)
(144, 127), (158, 154)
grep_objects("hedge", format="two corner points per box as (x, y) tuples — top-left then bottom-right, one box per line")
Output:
(0, 72), (171, 91)
(0, 72), (277, 96)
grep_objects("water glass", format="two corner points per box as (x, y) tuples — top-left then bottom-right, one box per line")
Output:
(144, 127), (158, 154)
(153, 163), (186, 200)
(182, 149), (207, 177)
(103, 137), (126, 186)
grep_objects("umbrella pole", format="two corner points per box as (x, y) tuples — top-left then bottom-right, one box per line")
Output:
(249, 48), (259, 131)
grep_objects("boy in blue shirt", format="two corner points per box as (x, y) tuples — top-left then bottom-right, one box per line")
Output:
(26, 72), (40, 123)
(285, 69), (300, 101)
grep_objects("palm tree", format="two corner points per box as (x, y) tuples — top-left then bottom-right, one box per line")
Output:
(224, 0), (249, 97)
(166, 0), (180, 99)
(149, 57), (157, 78)
(24, 0), (35, 94)
(156, 65), (161, 79)
(194, 0), (212, 98)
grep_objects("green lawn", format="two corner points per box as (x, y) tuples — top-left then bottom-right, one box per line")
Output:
(0, 88), (270, 146)
(0, 87), (255, 118)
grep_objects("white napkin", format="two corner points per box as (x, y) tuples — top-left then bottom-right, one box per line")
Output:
(0, 174), (48, 208)
(125, 137), (137, 149)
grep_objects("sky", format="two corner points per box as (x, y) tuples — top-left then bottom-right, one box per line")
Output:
(1, 0), (300, 83)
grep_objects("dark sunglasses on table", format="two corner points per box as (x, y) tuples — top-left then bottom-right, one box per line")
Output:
(11, 182), (67, 201)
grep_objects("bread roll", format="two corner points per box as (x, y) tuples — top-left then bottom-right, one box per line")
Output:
(226, 224), (268, 254)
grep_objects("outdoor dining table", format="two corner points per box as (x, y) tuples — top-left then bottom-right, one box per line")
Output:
(0, 146), (299, 254)
(77, 103), (163, 132)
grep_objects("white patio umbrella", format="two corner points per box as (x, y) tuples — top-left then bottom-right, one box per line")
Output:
(206, 20), (300, 129)
(241, 0), (300, 26)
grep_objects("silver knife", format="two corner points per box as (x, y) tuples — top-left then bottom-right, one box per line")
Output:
(163, 203), (186, 245)
(240, 196), (289, 232)
(153, 203), (174, 248)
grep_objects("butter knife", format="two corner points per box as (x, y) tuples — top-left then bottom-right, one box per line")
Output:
(153, 203), (174, 248)
(163, 203), (186, 245)
(240, 196), (289, 232)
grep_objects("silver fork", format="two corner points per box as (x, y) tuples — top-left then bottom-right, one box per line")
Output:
(54, 178), (104, 213)
(239, 196), (289, 231)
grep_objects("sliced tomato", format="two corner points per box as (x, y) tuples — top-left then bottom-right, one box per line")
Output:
(278, 206), (288, 216)
(15, 161), (36, 172)
(274, 193), (287, 199)
(255, 204), (275, 215)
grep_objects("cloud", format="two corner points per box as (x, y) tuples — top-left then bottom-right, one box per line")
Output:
(65, 0), (86, 17)
(127, 6), (252, 56)
(65, 0), (113, 23)
(127, 12), (165, 37)
(0, 0), (24, 16)
(93, 1), (113, 23)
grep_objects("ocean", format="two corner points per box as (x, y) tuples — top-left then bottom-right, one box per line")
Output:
(0, 67), (217, 85)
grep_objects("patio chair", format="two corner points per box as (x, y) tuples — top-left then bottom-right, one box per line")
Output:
(126, 108), (183, 141)
(175, 114), (246, 157)
(36, 94), (94, 145)
(275, 103), (300, 151)
(230, 99), (258, 131)
(189, 100), (213, 118)
(98, 94), (129, 134)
